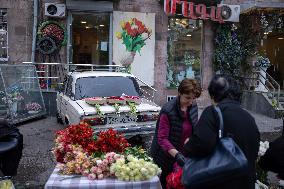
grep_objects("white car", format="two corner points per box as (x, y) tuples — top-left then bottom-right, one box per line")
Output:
(56, 70), (161, 139)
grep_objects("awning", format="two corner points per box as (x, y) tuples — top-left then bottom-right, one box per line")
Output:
(66, 0), (113, 12)
(241, 1), (284, 14)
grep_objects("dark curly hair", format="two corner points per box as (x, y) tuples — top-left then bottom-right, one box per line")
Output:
(178, 79), (202, 98)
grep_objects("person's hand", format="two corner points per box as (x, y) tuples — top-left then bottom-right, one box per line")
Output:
(175, 152), (186, 167)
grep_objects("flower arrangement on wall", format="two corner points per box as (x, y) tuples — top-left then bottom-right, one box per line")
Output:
(116, 18), (152, 54)
(115, 18), (152, 71)
(37, 20), (67, 55)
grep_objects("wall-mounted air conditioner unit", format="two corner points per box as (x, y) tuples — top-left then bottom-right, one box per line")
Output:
(219, 4), (240, 22)
(45, 3), (66, 18)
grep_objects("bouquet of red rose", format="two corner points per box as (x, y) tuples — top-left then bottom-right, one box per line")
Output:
(94, 128), (130, 153)
(166, 166), (185, 189)
(53, 123), (98, 163)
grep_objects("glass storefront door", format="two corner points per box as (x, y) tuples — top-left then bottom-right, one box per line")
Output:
(166, 18), (202, 88)
(70, 13), (111, 65)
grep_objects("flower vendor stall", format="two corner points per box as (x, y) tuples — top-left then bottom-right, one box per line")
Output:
(0, 64), (46, 124)
(45, 123), (162, 189)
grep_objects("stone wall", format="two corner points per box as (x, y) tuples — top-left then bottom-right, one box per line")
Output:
(0, 0), (33, 64)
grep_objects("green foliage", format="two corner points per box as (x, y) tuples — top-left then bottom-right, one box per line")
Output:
(213, 24), (244, 76)
(256, 161), (268, 184)
(213, 17), (260, 78)
(94, 104), (103, 118)
(128, 102), (137, 116)
(121, 31), (145, 54)
(124, 146), (152, 162)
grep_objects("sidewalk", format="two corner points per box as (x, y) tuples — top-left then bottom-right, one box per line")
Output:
(11, 110), (283, 188)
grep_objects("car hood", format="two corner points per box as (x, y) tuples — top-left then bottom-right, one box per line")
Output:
(76, 99), (161, 115)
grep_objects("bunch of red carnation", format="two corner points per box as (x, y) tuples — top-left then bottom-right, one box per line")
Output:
(94, 128), (130, 153)
(166, 167), (185, 189)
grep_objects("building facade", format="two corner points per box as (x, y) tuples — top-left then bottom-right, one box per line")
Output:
(0, 0), (283, 107)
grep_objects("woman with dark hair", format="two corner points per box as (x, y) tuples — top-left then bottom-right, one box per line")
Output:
(150, 78), (202, 189)
(184, 75), (260, 189)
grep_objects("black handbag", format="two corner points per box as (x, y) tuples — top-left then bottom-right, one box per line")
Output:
(182, 106), (249, 189)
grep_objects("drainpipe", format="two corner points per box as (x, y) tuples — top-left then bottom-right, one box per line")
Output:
(31, 0), (38, 64)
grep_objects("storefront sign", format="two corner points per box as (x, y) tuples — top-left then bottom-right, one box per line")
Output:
(164, 0), (224, 23)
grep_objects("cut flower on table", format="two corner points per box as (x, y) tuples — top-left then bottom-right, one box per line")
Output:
(52, 123), (161, 181)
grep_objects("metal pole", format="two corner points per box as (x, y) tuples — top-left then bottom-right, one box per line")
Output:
(31, 0), (38, 63)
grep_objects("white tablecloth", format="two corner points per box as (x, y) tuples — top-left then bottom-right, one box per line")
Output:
(45, 167), (162, 189)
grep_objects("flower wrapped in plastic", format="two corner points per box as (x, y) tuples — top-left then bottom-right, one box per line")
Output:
(106, 96), (126, 105)
(84, 97), (106, 105)
(122, 95), (141, 104)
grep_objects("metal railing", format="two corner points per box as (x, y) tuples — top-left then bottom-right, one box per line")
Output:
(242, 66), (280, 108)
(22, 62), (157, 101)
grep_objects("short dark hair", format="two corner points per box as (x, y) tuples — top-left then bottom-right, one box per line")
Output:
(208, 75), (241, 102)
(178, 79), (202, 98)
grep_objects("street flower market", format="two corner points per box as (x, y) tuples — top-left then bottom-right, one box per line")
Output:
(53, 123), (161, 181)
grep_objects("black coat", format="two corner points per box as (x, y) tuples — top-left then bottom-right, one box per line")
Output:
(184, 99), (260, 189)
(258, 135), (284, 179)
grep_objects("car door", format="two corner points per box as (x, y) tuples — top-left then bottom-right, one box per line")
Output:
(60, 76), (73, 124)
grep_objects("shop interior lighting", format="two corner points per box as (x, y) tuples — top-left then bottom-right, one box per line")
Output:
(278, 37), (284, 40)
(99, 24), (105, 27)
(81, 21), (87, 24)
(85, 26), (90, 29)
(186, 34), (192, 37)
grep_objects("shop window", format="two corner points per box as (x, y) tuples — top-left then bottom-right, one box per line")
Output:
(72, 13), (110, 65)
(0, 9), (8, 62)
(166, 18), (202, 88)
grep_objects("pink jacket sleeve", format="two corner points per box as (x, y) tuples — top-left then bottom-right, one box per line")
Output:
(157, 114), (175, 153)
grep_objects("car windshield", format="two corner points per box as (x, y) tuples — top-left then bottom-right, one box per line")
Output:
(75, 76), (141, 100)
